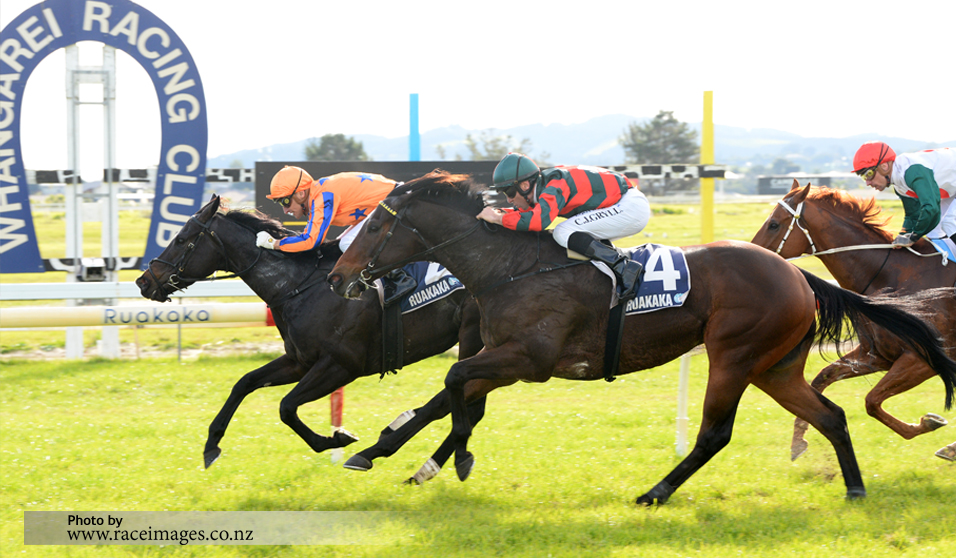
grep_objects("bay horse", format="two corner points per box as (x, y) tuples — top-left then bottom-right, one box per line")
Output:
(135, 195), (485, 469)
(327, 171), (956, 504)
(751, 181), (956, 460)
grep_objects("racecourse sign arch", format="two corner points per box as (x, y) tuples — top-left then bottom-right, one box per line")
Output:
(0, 0), (207, 272)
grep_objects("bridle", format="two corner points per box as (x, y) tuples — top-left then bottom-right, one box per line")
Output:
(146, 212), (263, 301)
(772, 197), (947, 293)
(356, 200), (482, 289)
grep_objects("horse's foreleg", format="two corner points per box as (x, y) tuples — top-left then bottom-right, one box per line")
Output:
(636, 368), (749, 506)
(863, 352), (945, 439)
(278, 356), (360, 454)
(444, 346), (539, 482)
(344, 388), (463, 471)
(204, 355), (305, 468)
(792, 347), (888, 461)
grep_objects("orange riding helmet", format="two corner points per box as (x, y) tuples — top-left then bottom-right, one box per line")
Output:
(267, 166), (314, 200)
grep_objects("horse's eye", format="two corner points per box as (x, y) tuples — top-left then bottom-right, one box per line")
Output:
(175, 237), (186, 245)
(768, 222), (780, 232)
(367, 222), (381, 233)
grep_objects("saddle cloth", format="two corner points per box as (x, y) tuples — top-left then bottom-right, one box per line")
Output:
(928, 236), (956, 264)
(591, 243), (692, 314)
(375, 261), (465, 314)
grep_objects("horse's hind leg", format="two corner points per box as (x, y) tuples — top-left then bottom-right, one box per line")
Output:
(792, 347), (887, 461)
(278, 355), (361, 454)
(753, 362), (866, 499)
(862, 352), (946, 439)
(204, 355), (305, 468)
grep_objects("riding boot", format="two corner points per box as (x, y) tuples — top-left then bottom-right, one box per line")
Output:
(383, 268), (418, 306)
(567, 232), (644, 301)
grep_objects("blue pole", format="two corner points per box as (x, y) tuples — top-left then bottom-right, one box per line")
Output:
(409, 93), (420, 161)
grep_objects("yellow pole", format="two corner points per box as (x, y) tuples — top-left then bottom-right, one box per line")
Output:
(701, 91), (714, 243)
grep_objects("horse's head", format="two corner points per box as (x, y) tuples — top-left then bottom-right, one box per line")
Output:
(751, 180), (895, 260)
(135, 195), (229, 301)
(328, 170), (482, 299)
(751, 180), (816, 258)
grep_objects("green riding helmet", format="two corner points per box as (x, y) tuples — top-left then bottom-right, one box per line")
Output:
(492, 152), (540, 190)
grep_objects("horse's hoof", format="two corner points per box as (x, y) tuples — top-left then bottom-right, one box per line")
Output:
(845, 487), (867, 500)
(455, 452), (475, 481)
(332, 429), (359, 446)
(203, 448), (221, 469)
(406, 458), (441, 485)
(935, 445), (956, 462)
(635, 481), (673, 506)
(921, 413), (948, 431)
(343, 454), (373, 471)
(791, 438), (809, 462)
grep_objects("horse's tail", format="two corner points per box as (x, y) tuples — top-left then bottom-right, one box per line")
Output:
(799, 268), (956, 410)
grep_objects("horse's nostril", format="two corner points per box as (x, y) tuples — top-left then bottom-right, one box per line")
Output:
(328, 274), (341, 287)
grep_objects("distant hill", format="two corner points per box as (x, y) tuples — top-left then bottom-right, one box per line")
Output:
(207, 114), (952, 173)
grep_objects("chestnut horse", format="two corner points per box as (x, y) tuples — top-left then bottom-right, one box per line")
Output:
(136, 195), (485, 469)
(751, 182), (956, 460)
(328, 171), (956, 504)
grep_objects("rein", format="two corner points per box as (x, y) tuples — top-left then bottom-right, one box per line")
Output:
(774, 199), (947, 264)
(357, 201), (482, 288)
(472, 233), (589, 298)
(147, 212), (263, 300)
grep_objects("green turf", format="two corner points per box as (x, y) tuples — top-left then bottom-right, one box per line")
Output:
(1, 352), (952, 556)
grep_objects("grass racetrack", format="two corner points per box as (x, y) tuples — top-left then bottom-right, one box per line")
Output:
(2, 351), (953, 557)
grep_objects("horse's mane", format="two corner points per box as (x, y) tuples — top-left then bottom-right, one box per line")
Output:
(798, 185), (894, 240)
(222, 208), (298, 237)
(393, 170), (486, 215)
(220, 207), (342, 261)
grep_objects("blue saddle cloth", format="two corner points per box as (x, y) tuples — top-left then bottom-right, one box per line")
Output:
(388, 262), (465, 314)
(928, 237), (956, 263)
(622, 244), (691, 315)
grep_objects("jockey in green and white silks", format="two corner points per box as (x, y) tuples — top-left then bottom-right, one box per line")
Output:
(890, 148), (956, 242)
(853, 143), (956, 245)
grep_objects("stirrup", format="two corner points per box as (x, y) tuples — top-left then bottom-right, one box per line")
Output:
(566, 248), (588, 261)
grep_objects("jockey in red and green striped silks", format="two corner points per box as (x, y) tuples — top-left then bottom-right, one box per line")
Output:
(478, 153), (650, 248)
(478, 153), (651, 300)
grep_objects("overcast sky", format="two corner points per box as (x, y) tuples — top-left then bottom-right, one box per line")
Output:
(3, 0), (954, 178)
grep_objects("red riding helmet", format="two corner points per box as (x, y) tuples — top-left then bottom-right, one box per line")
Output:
(852, 142), (896, 173)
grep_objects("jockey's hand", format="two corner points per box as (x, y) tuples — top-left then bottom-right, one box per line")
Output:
(256, 231), (277, 250)
(891, 232), (914, 248)
(477, 207), (504, 225)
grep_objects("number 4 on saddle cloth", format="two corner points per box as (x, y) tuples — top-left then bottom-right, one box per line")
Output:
(588, 244), (692, 315)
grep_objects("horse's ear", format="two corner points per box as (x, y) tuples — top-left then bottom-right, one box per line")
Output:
(791, 179), (800, 189)
(794, 182), (812, 203)
(202, 194), (221, 215)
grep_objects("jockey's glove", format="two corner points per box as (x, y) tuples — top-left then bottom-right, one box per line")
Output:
(891, 232), (915, 247)
(256, 231), (277, 250)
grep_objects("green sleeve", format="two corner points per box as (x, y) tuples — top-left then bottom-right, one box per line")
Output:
(901, 164), (941, 238)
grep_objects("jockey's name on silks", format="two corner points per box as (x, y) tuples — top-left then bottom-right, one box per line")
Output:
(622, 244), (691, 315)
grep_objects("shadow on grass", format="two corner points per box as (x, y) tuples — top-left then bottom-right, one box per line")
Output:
(226, 471), (954, 555)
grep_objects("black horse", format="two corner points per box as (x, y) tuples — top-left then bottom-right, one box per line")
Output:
(328, 171), (956, 505)
(135, 195), (484, 468)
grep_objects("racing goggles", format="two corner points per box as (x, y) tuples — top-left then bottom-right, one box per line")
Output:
(273, 182), (301, 208)
(501, 184), (520, 198)
(855, 167), (878, 181)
